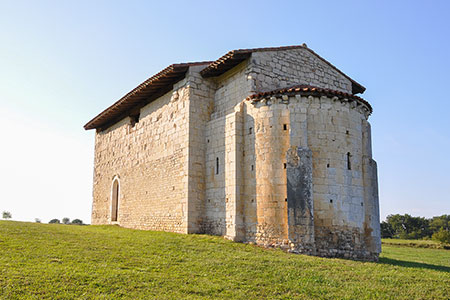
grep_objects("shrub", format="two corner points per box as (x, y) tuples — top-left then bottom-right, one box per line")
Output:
(49, 219), (60, 224)
(62, 218), (70, 225)
(2, 211), (12, 219)
(432, 228), (450, 244)
(71, 219), (83, 225)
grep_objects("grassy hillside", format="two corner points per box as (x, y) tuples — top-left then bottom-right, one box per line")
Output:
(1, 221), (449, 299)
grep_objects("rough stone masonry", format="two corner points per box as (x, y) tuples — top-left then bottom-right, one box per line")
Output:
(84, 45), (381, 261)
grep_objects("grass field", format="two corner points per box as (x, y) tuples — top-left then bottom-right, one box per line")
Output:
(1, 221), (449, 299)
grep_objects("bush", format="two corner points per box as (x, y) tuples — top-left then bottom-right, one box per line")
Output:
(432, 228), (450, 244)
(62, 218), (70, 225)
(2, 211), (12, 219)
(71, 219), (83, 225)
(49, 219), (60, 224)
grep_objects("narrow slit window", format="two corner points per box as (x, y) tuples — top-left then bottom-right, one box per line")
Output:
(216, 157), (219, 175)
(283, 124), (287, 131)
(249, 127), (253, 134)
(347, 152), (352, 170)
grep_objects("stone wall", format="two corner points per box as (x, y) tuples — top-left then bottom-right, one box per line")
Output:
(92, 78), (191, 233)
(204, 115), (227, 235)
(92, 66), (221, 234)
(248, 48), (353, 93)
(211, 61), (252, 116)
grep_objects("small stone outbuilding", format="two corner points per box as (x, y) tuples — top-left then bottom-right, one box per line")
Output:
(85, 45), (381, 260)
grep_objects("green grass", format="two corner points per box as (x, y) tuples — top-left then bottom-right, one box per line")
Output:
(1, 221), (449, 299)
(382, 238), (450, 249)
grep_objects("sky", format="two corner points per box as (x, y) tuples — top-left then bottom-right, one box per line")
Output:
(0, 0), (449, 223)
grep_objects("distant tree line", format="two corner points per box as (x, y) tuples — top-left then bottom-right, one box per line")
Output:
(1, 212), (85, 225)
(381, 214), (450, 243)
(48, 218), (84, 225)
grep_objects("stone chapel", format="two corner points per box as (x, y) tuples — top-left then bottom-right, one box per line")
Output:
(84, 45), (381, 260)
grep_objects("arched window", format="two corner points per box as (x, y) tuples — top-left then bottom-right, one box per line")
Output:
(111, 177), (120, 222)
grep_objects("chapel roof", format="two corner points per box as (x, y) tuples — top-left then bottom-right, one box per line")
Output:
(84, 45), (366, 130)
(200, 45), (366, 94)
(84, 62), (211, 130)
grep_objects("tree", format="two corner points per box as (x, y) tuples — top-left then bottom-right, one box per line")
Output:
(62, 217), (70, 225)
(35, 218), (41, 223)
(429, 215), (450, 232)
(49, 219), (60, 224)
(71, 219), (83, 225)
(382, 214), (450, 240)
(385, 214), (430, 239)
(432, 228), (450, 244)
(380, 221), (394, 238)
(2, 211), (12, 219)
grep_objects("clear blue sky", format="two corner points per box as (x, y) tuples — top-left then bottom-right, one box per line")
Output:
(0, 0), (449, 223)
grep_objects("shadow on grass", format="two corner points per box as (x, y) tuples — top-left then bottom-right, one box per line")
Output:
(379, 257), (450, 273)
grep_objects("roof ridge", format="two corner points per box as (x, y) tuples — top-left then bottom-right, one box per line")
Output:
(175, 61), (214, 67)
(233, 44), (306, 54)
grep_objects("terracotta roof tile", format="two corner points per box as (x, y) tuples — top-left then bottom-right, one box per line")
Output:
(247, 85), (372, 114)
